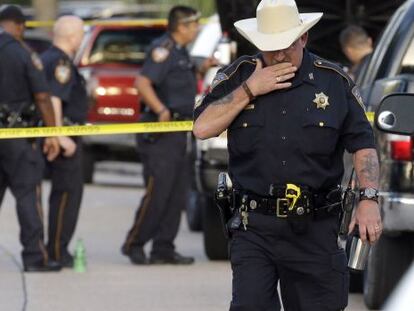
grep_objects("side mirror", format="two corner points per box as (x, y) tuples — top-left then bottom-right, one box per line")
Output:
(375, 93), (414, 135)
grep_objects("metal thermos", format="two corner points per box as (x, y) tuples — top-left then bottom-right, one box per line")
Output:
(348, 225), (371, 271)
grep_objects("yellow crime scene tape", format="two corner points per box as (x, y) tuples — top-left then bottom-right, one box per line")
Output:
(25, 18), (208, 28)
(0, 112), (375, 139)
(0, 121), (193, 139)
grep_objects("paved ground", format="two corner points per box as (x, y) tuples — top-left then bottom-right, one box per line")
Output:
(0, 162), (371, 311)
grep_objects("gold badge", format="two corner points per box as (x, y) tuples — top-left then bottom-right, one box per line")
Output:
(151, 47), (169, 63)
(313, 92), (330, 110)
(55, 62), (71, 84)
(31, 53), (43, 71)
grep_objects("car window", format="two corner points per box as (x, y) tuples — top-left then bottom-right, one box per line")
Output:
(400, 38), (414, 74)
(89, 28), (164, 65)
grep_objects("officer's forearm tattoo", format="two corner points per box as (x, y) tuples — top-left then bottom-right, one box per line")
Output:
(355, 150), (379, 185)
(212, 92), (234, 106)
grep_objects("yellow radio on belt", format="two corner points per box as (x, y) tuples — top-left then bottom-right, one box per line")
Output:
(285, 184), (301, 210)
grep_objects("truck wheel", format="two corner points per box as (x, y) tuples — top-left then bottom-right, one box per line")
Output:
(363, 234), (413, 309)
(186, 190), (203, 232)
(203, 194), (229, 260)
(82, 148), (95, 184)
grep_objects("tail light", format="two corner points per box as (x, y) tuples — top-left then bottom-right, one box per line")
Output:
(389, 134), (413, 161)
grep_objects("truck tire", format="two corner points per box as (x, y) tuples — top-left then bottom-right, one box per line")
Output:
(203, 194), (229, 260)
(363, 234), (413, 309)
(82, 148), (95, 184)
(186, 190), (203, 232)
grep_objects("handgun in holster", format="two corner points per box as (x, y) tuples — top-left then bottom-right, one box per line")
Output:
(215, 172), (233, 239)
(339, 169), (356, 240)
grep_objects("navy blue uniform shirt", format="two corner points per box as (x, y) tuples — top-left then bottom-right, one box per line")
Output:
(41, 46), (88, 124)
(140, 33), (197, 119)
(0, 30), (49, 111)
(194, 50), (375, 196)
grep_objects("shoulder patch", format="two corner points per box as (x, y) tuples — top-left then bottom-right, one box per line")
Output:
(194, 94), (206, 110)
(210, 72), (228, 91)
(31, 52), (44, 71)
(352, 86), (365, 111)
(151, 47), (169, 63)
(55, 61), (71, 84)
(314, 59), (352, 86)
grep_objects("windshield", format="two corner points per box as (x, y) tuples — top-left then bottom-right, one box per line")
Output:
(89, 28), (165, 65)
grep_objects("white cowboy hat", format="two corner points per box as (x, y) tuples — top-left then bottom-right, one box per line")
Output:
(234, 0), (323, 51)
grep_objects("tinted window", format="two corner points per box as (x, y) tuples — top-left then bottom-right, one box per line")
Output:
(89, 28), (165, 65)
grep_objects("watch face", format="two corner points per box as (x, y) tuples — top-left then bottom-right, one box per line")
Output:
(365, 188), (377, 198)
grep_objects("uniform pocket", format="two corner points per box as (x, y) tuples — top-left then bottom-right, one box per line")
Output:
(228, 110), (264, 156)
(301, 117), (339, 155)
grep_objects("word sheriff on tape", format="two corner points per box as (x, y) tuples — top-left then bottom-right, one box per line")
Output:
(0, 121), (193, 139)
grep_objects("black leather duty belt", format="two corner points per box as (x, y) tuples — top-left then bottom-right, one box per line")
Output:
(234, 189), (342, 219)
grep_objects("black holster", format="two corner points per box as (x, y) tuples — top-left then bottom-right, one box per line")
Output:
(215, 172), (234, 239)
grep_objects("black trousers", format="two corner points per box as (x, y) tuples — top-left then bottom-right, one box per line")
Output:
(0, 139), (48, 266)
(229, 213), (348, 311)
(47, 138), (83, 261)
(123, 132), (189, 256)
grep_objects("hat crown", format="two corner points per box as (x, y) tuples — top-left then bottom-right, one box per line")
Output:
(257, 0), (301, 34)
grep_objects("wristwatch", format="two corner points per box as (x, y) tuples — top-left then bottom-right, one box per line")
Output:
(359, 187), (379, 202)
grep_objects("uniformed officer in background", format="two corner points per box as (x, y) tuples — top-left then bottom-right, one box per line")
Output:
(121, 6), (204, 265)
(41, 16), (87, 268)
(0, 5), (61, 272)
(194, 0), (382, 310)
(339, 25), (373, 81)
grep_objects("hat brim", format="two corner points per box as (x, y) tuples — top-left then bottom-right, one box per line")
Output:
(234, 13), (323, 51)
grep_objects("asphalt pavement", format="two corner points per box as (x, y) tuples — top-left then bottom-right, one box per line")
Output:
(0, 162), (371, 311)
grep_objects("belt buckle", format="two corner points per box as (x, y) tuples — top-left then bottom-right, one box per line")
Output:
(276, 198), (288, 218)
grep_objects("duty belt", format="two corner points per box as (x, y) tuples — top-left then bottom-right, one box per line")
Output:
(234, 186), (342, 219)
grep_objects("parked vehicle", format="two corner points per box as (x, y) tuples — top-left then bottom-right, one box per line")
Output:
(353, 1), (414, 309)
(74, 20), (166, 182)
(374, 93), (414, 311)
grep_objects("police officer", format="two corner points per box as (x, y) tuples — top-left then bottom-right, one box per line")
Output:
(121, 6), (202, 265)
(193, 1), (382, 310)
(339, 25), (373, 80)
(40, 16), (87, 268)
(0, 5), (61, 272)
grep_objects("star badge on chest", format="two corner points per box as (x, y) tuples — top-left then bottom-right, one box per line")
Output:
(313, 92), (330, 110)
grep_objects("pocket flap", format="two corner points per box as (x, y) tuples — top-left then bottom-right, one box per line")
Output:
(303, 117), (339, 130)
(230, 111), (264, 130)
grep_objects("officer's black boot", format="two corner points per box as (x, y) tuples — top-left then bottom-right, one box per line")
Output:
(121, 245), (148, 265)
(149, 251), (194, 265)
(24, 260), (62, 272)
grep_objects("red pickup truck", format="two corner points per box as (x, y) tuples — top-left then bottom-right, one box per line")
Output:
(74, 20), (166, 182)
